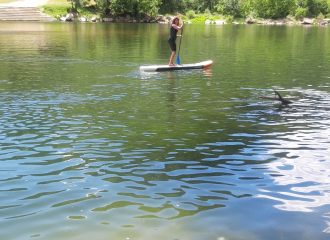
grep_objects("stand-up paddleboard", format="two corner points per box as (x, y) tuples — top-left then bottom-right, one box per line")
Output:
(140, 60), (213, 72)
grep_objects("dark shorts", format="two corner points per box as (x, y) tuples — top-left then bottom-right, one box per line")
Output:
(168, 39), (176, 52)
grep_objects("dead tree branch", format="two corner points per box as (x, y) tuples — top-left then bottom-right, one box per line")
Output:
(259, 90), (292, 104)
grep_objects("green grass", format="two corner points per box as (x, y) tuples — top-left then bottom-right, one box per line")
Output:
(38, 5), (70, 18)
(189, 14), (223, 23)
(38, 0), (100, 18)
(38, 0), (73, 18)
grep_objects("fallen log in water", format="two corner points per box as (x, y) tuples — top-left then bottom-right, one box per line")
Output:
(259, 90), (292, 104)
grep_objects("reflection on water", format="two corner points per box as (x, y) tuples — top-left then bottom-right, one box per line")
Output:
(254, 89), (330, 213)
(0, 22), (330, 240)
(203, 68), (212, 76)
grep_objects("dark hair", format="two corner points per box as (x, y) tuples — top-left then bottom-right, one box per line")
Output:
(171, 17), (179, 25)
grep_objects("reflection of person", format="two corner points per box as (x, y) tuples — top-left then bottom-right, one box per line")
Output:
(168, 17), (184, 66)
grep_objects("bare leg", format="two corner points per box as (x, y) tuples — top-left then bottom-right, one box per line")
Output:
(169, 51), (176, 66)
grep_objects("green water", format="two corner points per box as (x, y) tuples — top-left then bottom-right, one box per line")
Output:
(0, 22), (330, 240)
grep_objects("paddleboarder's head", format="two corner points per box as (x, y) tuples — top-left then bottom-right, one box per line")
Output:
(172, 17), (180, 25)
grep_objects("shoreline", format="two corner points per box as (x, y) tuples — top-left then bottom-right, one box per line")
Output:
(0, 0), (329, 26)
(53, 14), (330, 26)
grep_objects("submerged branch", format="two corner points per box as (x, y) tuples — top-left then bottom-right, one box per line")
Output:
(259, 90), (292, 104)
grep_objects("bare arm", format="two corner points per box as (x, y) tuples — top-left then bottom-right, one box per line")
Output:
(173, 20), (184, 31)
(177, 20), (184, 30)
(176, 20), (184, 37)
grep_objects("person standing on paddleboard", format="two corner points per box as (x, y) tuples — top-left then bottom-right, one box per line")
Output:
(168, 17), (184, 66)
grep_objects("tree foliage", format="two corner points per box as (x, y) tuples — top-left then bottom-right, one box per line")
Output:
(296, 0), (330, 16)
(252, 0), (296, 18)
(93, 0), (160, 16)
(217, 0), (244, 17)
(68, 0), (330, 19)
(67, 0), (83, 9)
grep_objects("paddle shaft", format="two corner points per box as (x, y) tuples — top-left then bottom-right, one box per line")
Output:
(177, 25), (184, 64)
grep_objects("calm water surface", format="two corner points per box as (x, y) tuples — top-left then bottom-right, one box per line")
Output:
(0, 22), (330, 240)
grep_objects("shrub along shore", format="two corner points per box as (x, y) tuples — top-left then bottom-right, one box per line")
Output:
(39, 5), (330, 26)
(38, 0), (330, 25)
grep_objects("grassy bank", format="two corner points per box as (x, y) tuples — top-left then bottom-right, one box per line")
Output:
(180, 12), (243, 24)
(38, 5), (70, 18)
(39, 5), (101, 19)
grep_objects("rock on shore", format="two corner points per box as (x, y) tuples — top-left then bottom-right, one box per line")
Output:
(57, 13), (330, 26)
(58, 13), (193, 23)
(242, 17), (330, 25)
(59, 13), (171, 23)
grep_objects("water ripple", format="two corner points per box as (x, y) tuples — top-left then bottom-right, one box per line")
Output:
(1, 23), (330, 240)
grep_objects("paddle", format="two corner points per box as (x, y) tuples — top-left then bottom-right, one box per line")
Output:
(176, 23), (184, 65)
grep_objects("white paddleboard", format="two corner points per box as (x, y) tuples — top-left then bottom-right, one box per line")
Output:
(140, 60), (213, 72)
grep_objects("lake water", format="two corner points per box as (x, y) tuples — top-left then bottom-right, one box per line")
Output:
(0, 22), (330, 240)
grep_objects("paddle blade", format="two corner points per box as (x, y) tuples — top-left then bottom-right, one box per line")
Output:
(176, 55), (180, 65)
